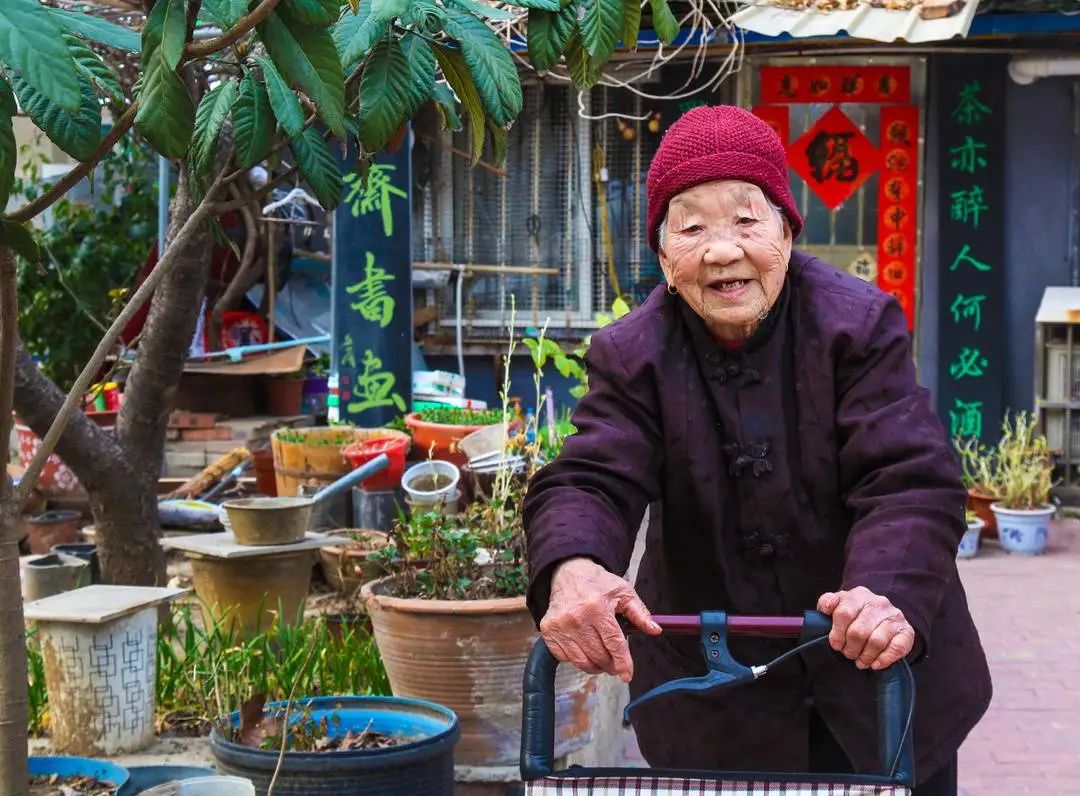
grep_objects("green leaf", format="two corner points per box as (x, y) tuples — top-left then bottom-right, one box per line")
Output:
(334, 0), (389, 70)
(503, 0), (561, 9)
(50, 9), (141, 53)
(622, 0), (641, 51)
(448, 0), (517, 21)
(135, 55), (196, 158)
(66, 35), (124, 104)
(290, 127), (343, 210)
(257, 55), (306, 139)
(144, 0), (187, 71)
(371, 0), (409, 21)
(432, 82), (462, 132)
(442, 8), (521, 127)
(580, 0), (623, 62)
(0, 220), (39, 263)
(649, 0), (679, 44)
(358, 35), (434, 153)
(527, 5), (575, 72)
(569, 384), (586, 399)
(233, 73), (276, 167)
(403, 1), (446, 35)
(283, 0), (341, 28)
(199, 0), (241, 28)
(564, 31), (601, 89)
(191, 79), (239, 186)
(10, 71), (101, 161)
(0, 0), (81, 113)
(612, 295), (631, 318)
(258, 9), (345, 138)
(487, 118), (508, 166)
(434, 46), (484, 162)
(0, 79), (15, 209)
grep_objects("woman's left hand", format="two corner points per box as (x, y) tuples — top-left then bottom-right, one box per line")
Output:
(817, 587), (915, 671)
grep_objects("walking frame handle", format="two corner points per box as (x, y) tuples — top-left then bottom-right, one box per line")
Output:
(521, 611), (915, 787)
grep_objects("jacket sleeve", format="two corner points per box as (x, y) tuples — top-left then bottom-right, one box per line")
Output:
(523, 326), (663, 625)
(835, 295), (966, 654)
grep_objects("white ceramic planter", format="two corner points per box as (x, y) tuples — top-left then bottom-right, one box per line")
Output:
(958, 518), (984, 559)
(991, 503), (1055, 555)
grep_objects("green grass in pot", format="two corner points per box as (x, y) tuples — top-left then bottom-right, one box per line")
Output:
(990, 411), (1055, 511)
(415, 407), (506, 426)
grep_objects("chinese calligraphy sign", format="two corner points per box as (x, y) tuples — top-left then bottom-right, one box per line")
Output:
(877, 104), (919, 328)
(760, 66), (911, 104)
(331, 139), (413, 426)
(935, 57), (1006, 444)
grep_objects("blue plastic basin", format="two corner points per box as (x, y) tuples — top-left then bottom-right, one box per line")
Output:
(29, 756), (130, 793)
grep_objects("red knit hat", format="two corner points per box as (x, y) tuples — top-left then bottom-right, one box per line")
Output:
(646, 105), (803, 252)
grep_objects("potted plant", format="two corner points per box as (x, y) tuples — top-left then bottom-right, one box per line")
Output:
(989, 411), (1056, 555)
(317, 529), (392, 594)
(363, 321), (595, 773)
(958, 509), (983, 559)
(265, 371), (306, 417)
(404, 406), (508, 466)
(955, 435), (1000, 539)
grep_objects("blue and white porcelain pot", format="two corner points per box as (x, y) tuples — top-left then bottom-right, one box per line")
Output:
(991, 503), (1055, 555)
(958, 518), (984, 559)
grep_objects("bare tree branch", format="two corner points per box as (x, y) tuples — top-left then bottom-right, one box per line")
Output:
(215, 166), (299, 214)
(0, 249), (17, 503)
(17, 168), (230, 503)
(4, 104), (139, 224)
(185, 0), (283, 58)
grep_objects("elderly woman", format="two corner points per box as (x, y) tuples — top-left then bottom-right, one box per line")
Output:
(523, 106), (990, 795)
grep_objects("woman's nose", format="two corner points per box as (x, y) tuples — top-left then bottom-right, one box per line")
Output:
(702, 234), (742, 266)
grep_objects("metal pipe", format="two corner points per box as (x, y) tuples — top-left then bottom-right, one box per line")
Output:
(157, 156), (169, 258)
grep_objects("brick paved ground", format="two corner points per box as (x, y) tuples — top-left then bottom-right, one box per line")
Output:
(957, 518), (1080, 794)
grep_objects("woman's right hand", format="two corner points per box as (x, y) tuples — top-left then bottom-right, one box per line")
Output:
(539, 556), (661, 683)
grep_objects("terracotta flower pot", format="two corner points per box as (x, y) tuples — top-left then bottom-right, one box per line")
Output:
(967, 490), (998, 539)
(265, 377), (304, 417)
(23, 510), (82, 555)
(404, 413), (487, 467)
(362, 575), (595, 768)
(317, 530), (391, 593)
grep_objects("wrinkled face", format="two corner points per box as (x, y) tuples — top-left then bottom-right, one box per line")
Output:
(658, 180), (792, 342)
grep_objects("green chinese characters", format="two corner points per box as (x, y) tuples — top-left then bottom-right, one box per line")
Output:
(342, 164), (407, 237)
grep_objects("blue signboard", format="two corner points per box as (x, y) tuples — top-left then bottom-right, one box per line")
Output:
(329, 132), (413, 426)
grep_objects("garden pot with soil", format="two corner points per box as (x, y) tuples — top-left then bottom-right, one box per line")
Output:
(992, 503), (1055, 555)
(317, 530), (391, 594)
(29, 756), (129, 796)
(957, 516), (984, 559)
(209, 695), (459, 795)
(271, 426), (404, 498)
(252, 446), (278, 496)
(405, 409), (505, 467)
(22, 553), (91, 602)
(967, 490), (998, 539)
(362, 575), (595, 768)
(24, 509), (83, 555)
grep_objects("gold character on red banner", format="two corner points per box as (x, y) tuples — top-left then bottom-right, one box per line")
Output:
(810, 75), (832, 98)
(877, 73), (900, 99)
(882, 261), (908, 286)
(885, 148), (910, 172)
(885, 205), (910, 231)
(884, 233), (907, 258)
(841, 75), (864, 98)
(886, 120), (912, 147)
(884, 177), (910, 202)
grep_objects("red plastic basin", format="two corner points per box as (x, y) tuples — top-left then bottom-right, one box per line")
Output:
(344, 436), (409, 492)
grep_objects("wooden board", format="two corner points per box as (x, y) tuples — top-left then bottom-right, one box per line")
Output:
(184, 345), (306, 376)
(23, 585), (187, 624)
(160, 530), (347, 558)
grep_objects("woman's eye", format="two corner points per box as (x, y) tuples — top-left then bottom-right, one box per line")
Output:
(737, 216), (757, 226)
(680, 224), (702, 234)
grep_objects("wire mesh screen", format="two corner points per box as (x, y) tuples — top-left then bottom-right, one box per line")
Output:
(590, 87), (664, 313)
(442, 82), (579, 329)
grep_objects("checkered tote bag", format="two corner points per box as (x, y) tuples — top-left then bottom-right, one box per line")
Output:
(525, 775), (909, 795)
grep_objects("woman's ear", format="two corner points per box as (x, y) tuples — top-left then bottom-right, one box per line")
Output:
(657, 246), (675, 286)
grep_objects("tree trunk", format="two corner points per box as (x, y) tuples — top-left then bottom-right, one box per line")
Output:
(12, 167), (214, 587)
(0, 246), (29, 795)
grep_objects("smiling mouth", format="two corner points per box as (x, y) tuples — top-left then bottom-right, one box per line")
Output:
(708, 278), (751, 295)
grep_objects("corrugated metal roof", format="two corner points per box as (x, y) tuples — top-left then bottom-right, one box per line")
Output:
(730, 0), (982, 43)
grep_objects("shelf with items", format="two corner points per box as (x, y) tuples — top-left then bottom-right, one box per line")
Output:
(1034, 288), (1080, 490)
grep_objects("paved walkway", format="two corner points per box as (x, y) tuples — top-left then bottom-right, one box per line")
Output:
(957, 517), (1080, 794)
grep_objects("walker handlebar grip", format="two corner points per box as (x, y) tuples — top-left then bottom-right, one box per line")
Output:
(521, 611), (913, 786)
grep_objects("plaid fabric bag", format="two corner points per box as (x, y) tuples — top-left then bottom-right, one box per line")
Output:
(525, 776), (910, 795)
